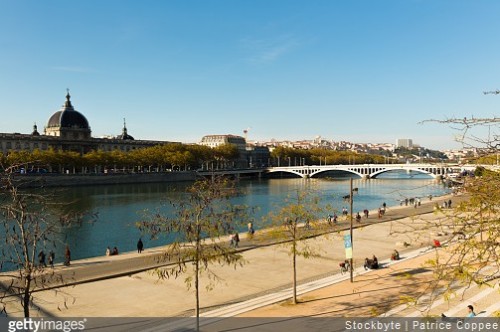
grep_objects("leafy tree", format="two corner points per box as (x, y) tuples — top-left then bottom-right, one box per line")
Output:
(136, 177), (250, 331)
(417, 113), (500, 316)
(261, 184), (328, 304)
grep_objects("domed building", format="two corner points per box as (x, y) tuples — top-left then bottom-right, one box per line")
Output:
(45, 91), (91, 140)
(0, 91), (176, 155)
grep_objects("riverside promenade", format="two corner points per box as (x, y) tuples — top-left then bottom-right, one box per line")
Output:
(4, 193), (495, 322)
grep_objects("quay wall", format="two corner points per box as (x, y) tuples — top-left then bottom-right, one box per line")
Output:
(13, 172), (198, 188)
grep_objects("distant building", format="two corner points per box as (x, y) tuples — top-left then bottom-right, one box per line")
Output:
(0, 91), (176, 155)
(396, 139), (413, 148)
(199, 134), (270, 168)
(199, 134), (247, 150)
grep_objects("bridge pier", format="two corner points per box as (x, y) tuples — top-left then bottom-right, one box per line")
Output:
(362, 175), (370, 180)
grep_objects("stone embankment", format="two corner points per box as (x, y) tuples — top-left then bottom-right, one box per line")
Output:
(13, 172), (198, 188)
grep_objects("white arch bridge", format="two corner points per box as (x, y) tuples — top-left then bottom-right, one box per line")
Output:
(266, 163), (478, 179)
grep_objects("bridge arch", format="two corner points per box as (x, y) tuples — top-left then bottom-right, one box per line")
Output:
(266, 169), (308, 178)
(369, 167), (436, 179)
(309, 169), (363, 178)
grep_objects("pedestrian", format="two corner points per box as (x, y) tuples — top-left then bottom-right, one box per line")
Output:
(137, 238), (144, 253)
(382, 202), (387, 211)
(105, 246), (111, 256)
(363, 209), (369, 218)
(466, 305), (476, 317)
(64, 245), (71, 266)
(48, 250), (55, 268)
(230, 233), (240, 247)
(356, 212), (361, 223)
(38, 250), (47, 267)
(448, 199), (452, 208)
(247, 222), (255, 235)
(112, 246), (119, 255)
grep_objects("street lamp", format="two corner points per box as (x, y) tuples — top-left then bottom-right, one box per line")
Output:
(348, 177), (358, 283)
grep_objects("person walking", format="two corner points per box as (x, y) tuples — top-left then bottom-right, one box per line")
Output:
(230, 233), (240, 247)
(247, 222), (255, 235)
(64, 245), (71, 266)
(137, 238), (144, 253)
(38, 250), (47, 268)
(48, 250), (55, 268)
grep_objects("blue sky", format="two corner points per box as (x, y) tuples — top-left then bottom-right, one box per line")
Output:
(1, 0), (499, 150)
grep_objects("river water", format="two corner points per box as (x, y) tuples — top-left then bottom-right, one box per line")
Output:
(0, 172), (450, 268)
(45, 171), (449, 263)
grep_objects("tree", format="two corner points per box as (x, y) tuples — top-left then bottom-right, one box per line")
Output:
(0, 164), (92, 317)
(136, 177), (250, 331)
(415, 113), (500, 316)
(262, 184), (329, 304)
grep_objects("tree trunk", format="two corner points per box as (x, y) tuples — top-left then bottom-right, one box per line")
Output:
(292, 241), (297, 304)
(23, 276), (31, 317)
(195, 230), (201, 332)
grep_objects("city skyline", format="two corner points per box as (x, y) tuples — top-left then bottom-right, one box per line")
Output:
(1, 1), (499, 150)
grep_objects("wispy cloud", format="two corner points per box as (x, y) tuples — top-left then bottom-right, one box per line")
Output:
(241, 35), (300, 65)
(51, 66), (95, 73)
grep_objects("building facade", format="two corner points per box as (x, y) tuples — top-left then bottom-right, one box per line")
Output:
(396, 138), (413, 148)
(0, 92), (176, 155)
(199, 134), (270, 168)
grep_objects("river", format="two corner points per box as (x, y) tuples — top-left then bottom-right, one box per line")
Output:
(43, 171), (449, 263)
(0, 172), (450, 268)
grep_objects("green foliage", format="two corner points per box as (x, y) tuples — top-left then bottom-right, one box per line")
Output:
(262, 182), (330, 304)
(270, 146), (386, 165)
(428, 171), (500, 301)
(137, 177), (251, 325)
(394, 147), (447, 160)
(0, 142), (240, 174)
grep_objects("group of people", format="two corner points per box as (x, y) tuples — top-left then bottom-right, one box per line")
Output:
(364, 255), (379, 270)
(105, 246), (119, 256)
(326, 213), (338, 224)
(400, 197), (420, 206)
(38, 250), (55, 268)
(37, 246), (70, 268)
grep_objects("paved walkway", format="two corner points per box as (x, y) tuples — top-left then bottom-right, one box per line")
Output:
(3, 193), (487, 321)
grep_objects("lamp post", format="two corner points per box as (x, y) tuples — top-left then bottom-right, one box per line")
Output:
(349, 177), (358, 283)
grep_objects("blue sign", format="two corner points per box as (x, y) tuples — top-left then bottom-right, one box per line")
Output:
(343, 233), (352, 249)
